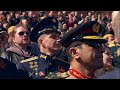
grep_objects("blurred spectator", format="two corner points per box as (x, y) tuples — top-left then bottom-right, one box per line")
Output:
(20, 11), (28, 19)
(48, 11), (55, 17)
(95, 46), (114, 78)
(19, 17), (31, 30)
(2, 22), (10, 30)
(12, 12), (21, 26)
(27, 11), (35, 28)
(6, 13), (14, 26)
(106, 22), (114, 36)
(39, 11), (47, 20)
(0, 27), (8, 58)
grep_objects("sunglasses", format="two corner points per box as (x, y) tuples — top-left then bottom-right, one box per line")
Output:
(18, 31), (29, 36)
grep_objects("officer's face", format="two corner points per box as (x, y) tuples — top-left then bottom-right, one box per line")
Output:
(73, 42), (105, 70)
(13, 27), (30, 45)
(40, 33), (61, 52)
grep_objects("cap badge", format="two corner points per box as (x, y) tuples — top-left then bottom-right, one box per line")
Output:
(93, 23), (100, 33)
(40, 54), (47, 60)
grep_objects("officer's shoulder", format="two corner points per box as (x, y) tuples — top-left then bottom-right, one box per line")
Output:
(45, 72), (70, 79)
(108, 44), (115, 47)
(108, 40), (120, 47)
(20, 56), (38, 63)
(60, 72), (70, 78)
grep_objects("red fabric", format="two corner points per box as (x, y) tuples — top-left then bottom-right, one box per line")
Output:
(69, 69), (94, 79)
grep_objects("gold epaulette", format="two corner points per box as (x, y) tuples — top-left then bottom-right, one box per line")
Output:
(103, 34), (113, 39)
(60, 72), (70, 78)
(117, 44), (120, 46)
(108, 44), (115, 47)
(44, 72), (69, 79)
(109, 44), (120, 47)
(20, 56), (38, 63)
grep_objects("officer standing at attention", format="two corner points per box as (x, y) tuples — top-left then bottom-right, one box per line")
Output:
(17, 17), (70, 79)
(45, 21), (107, 79)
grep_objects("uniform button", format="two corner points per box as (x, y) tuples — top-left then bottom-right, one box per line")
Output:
(49, 72), (53, 74)
(35, 73), (38, 76)
(49, 63), (52, 65)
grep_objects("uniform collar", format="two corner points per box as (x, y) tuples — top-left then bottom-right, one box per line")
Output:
(68, 67), (94, 79)
(38, 52), (53, 63)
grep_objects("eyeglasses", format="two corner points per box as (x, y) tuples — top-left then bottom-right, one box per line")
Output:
(18, 31), (29, 36)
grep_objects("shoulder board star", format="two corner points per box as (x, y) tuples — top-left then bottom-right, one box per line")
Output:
(40, 54), (47, 60)
(20, 56), (38, 63)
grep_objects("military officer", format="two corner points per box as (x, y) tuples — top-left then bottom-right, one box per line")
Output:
(45, 21), (107, 79)
(17, 17), (70, 79)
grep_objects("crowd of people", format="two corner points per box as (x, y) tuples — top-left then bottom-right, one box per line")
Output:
(0, 11), (120, 79)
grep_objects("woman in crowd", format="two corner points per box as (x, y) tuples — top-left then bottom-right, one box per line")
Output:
(95, 45), (114, 78)
(6, 24), (32, 67)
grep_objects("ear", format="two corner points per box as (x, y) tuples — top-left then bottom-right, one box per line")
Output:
(69, 47), (80, 59)
(38, 37), (46, 48)
(38, 37), (43, 44)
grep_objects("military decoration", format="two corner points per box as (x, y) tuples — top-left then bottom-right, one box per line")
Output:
(29, 61), (39, 77)
(39, 71), (45, 76)
(29, 61), (34, 69)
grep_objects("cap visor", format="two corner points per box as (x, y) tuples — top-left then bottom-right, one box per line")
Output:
(83, 36), (107, 44)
